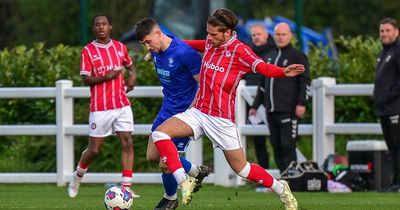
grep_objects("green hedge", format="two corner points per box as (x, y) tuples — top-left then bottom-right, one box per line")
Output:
(298, 36), (383, 159)
(0, 43), (162, 172)
(0, 36), (384, 172)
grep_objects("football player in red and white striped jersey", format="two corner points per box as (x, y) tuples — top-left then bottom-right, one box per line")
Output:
(151, 9), (301, 209)
(68, 14), (139, 198)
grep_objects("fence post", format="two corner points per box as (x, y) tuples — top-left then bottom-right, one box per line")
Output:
(185, 139), (203, 166)
(312, 77), (335, 165)
(56, 80), (74, 186)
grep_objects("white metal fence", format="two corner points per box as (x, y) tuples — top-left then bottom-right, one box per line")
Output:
(0, 77), (382, 187)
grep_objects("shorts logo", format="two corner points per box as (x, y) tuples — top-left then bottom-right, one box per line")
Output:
(91, 123), (97, 130)
(204, 61), (225, 72)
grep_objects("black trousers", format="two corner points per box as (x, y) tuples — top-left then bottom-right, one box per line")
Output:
(250, 124), (270, 169)
(380, 114), (400, 184)
(246, 104), (269, 169)
(267, 112), (298, 173)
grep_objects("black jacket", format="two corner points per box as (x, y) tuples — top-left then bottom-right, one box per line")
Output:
(243, 36), (276, 86)
(252, 43), (310, 113)
(373, 40), (400, 117)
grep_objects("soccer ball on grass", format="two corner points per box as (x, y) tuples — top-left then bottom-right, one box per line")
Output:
(104, 186), (133, 210)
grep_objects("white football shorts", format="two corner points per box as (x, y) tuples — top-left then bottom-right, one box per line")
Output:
(88, 105), (134, 137)
(174, 107), (242, 150)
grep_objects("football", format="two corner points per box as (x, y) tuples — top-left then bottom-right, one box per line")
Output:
(104, 186), (133, 210)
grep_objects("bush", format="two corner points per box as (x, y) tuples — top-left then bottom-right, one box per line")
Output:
(0, 43), (162, 172)
(304, 35), (383, 156)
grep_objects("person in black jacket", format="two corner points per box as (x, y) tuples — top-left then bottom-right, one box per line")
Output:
(243, 24), (276, 170)
(249, 22), (310, 173)
(373, 17), (400, 192)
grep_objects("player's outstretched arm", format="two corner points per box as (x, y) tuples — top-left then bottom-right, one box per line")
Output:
(184, 40), (206, 52)
(283, 64), (305, 77)
(256, 62), (304, 78)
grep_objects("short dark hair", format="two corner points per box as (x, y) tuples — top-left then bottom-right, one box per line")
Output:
(207, 8), (238, 32)
(135, 18), (158, 41)
(91, 14), (112, 26)
(379, 17), (398, 29)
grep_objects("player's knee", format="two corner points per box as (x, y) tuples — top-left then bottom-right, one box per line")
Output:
(151, 131), (171, 143)
(121, 140), (133, 151)
(88, 147), (101, 157)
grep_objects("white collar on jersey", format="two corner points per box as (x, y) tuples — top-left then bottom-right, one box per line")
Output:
(220, 31), (237, 47)
(92, 39), (113, 48)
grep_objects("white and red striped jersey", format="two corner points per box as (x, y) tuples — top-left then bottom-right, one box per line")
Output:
(194, 33), (264, 122)
(80, 40), (133, 112)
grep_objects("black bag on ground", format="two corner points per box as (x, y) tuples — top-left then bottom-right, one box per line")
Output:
(280, 161), (328, 192)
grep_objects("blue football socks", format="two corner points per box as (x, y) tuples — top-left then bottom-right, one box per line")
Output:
(162, 156), (192, 196)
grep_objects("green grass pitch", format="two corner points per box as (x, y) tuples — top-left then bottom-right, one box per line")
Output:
(0, 184), (399, 209)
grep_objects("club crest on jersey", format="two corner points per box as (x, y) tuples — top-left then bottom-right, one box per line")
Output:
(168, 57), (174, 67)
(225, 51), (231, 57)
(204, 61), (225, 72)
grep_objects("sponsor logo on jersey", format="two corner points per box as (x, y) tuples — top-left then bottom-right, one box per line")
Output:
(156, 68), (170, 77)
(96, 65), (123, 74)
(203, 61), (225, 72)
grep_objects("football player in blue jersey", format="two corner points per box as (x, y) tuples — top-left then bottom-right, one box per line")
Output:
(135, 18), (210, 210)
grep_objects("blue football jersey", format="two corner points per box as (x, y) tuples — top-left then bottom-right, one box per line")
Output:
(151, 34), (201, 113)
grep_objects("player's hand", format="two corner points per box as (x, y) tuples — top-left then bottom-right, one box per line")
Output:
(283, 64), (304, 77)
(144, 52), (153, 62)
(106, 70), (122, 81)
(248, 108), (257, 116)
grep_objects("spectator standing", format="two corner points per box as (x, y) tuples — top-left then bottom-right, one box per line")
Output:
(373, 17), (400, 192)
(244, 23), (277, 170)
(250, 22), (310, 173)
